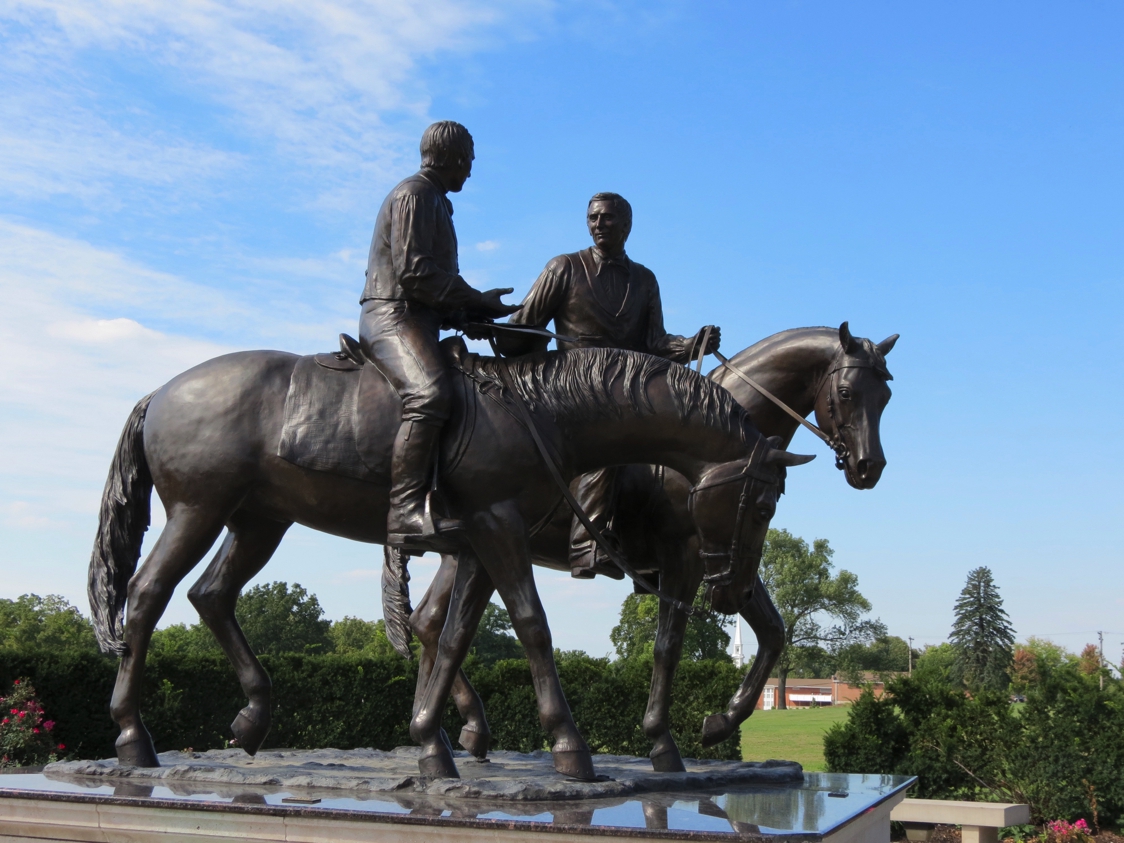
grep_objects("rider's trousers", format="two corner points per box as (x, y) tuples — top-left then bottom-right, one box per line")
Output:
(568, 467), (620, 551)
(358, 299), (452, 424)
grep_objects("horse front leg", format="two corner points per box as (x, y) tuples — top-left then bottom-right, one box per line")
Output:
(410, 553), (492, 759)
(701, 575), (784, 747)
(643, 568), (694, 772)
(469, 501), (596, 781)
(409, 550), (495, 777)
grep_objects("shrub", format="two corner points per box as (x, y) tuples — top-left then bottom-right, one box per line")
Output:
(823, 665), (1124, 826)
(0, 679), (66, 767)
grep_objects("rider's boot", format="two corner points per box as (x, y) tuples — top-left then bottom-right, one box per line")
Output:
(569, 526), (625, 580)
(386, 420), (465, 554)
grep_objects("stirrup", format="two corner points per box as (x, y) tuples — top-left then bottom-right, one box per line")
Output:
(388, 491), (465, 554)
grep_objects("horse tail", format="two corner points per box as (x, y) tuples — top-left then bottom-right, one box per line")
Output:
(381, 545), (414, 659)
(88, 391), (156, 656)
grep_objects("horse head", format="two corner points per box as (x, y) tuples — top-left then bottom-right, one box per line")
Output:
(813, 322), (897, 490)
(688, 436), (814, 615)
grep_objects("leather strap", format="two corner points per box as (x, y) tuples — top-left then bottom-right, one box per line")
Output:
(713, 350), (837, 450)
(488, 338), (698, 617)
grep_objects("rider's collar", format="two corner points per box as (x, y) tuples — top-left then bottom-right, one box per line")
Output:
(591, 246), (630, 271)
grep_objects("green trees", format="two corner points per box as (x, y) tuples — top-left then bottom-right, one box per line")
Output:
(949, 567), (1015, 692)
(0, 595), (98, 653)
(470, 603), (524, 665)
(758, 529), (880, 707)
(609, 589), (731, 662)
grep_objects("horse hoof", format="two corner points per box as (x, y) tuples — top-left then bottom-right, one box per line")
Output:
(458, 725), (490, 760)
(650, 746), (686, 773)
(231, 707), (270, 756)
(553, 749), (597, 781)
(116, 729), (159, 768)
(700, 713), (733, 747)
(418, 744), (459, 778)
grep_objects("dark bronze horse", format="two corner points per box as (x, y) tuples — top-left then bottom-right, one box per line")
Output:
(87, 344), (812, 780)
(405, 323), (897, 771)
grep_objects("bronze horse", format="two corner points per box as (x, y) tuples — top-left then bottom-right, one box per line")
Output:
(87, 344), (813, 780)
(404, 323), (897, 771)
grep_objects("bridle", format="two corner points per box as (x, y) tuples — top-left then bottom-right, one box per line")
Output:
(687, 438), (781, 586)
(711, 348), (883, 472)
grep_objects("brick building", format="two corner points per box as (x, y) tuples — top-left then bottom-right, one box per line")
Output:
(755, 674), (893, 709)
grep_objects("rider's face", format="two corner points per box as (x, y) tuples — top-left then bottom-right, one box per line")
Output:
(587, 200), (629, 254)
(444, 152), (474, 193)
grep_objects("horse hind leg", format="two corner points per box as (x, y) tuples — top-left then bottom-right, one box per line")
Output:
(187, 514), (290, 756)
(111, 504), (228, 767)
(410, 553), (492, 759)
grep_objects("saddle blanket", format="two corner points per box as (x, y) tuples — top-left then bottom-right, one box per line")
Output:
(277, 344), (477, 483)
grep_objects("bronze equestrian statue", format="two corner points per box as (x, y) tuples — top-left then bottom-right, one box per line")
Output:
(87, 340), (812, 778)
(403, 322), (897, 772)
(360, 120), (520, 554)
(505, 192), (719, 578)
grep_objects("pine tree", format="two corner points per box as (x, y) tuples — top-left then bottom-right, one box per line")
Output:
(949, 567), (1015, 691)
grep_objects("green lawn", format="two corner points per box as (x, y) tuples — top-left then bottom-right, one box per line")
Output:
(740, 706), (851, 772)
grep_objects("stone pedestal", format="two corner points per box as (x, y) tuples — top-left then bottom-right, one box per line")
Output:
(0, 749), (914, 841)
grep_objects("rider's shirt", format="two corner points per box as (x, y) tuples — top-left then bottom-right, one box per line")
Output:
(510, 247), (692, 361)
(361, 169), (480, 313)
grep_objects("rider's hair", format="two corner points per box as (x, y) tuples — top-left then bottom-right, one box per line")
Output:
(420, 121), (474, 170)
(588, 192), (632, 238)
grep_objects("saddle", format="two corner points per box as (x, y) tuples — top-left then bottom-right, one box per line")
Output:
(277, 334), (478, 483)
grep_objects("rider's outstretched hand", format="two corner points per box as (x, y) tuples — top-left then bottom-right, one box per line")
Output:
(476, 287), (522, 319)
(694, 325), (721, 355)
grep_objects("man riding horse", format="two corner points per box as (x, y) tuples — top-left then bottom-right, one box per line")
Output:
(360, 121), (519, 554)
(505, 192), (721, 578)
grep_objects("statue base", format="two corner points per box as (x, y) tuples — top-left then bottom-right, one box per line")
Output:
(0, 748), (914, 842)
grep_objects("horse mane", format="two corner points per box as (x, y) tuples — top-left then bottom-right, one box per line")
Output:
(472, 347), (753, 444)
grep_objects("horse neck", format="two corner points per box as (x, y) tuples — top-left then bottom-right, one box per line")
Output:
(717, 328), (840, 420)
(554, 374), (754, 484)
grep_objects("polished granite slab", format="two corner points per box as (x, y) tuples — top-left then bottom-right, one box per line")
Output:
(0, 764), (916, 839)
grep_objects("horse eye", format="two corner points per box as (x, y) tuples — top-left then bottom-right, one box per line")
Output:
(838, 387), (852, 400)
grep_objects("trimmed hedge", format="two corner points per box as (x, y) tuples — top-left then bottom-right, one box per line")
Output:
(0, 650), (741, 762)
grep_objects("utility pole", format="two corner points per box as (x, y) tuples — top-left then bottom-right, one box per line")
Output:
(1098, 631), (1104, 690)
(908, 637), (914, 676)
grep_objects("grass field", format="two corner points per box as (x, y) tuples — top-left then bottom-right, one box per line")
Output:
(740, 706), (851, 771)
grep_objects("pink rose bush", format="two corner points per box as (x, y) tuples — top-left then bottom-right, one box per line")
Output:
(0, 679), (64, 767)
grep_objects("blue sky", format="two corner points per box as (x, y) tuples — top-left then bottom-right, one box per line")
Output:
(1, 1), (1121, 662)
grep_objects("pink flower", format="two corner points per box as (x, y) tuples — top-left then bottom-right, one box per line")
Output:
(57, 743), (65, 750)
(32, 728), (39, 734)
(43, 720), (55, 731)
(2, 718), (8, 725)
(17, 711), (26, 719)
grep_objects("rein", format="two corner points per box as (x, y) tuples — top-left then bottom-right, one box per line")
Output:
(711, 349), (876, 471)
(487, 337), (700, 617)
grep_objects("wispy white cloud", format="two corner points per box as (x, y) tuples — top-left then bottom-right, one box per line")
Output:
(475, 239), (500, 251)
(1, 0), (551, 210)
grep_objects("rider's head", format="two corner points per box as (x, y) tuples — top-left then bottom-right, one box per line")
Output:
(421, 121), (474, 192)
(587, 192), (632, 254)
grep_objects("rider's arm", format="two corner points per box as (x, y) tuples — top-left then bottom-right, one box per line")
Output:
(505, 256), (571, 354)
(391, 192), (485, 312)
(643, 275), (695, 363)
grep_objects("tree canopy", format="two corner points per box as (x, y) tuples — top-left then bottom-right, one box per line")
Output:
(0, 594), (98, 653)
(949, 566), (1015, 692)
(610, 589), (731, 662)
(470, 603), (524, 665)
(759, 529), (881, 707)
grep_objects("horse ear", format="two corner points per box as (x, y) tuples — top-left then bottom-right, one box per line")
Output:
(766, 435), (784, 449)
(876, 334), (899, 356)
(839, 322), (860, 354)
(765, 449), (816, 467)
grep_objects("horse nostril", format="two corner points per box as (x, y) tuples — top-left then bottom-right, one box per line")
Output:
(857, 458), (886, 480)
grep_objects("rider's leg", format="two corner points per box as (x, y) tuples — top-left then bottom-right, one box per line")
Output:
(359, 300), (462, 552)
(568, 466), (624, 579)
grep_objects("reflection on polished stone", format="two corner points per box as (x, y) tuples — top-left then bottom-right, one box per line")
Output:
(0, 769), (916, 837)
